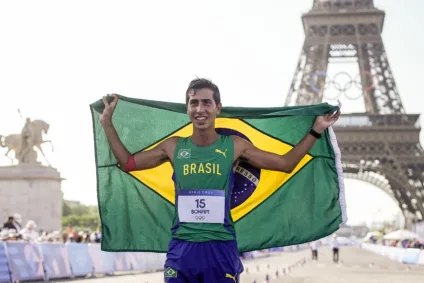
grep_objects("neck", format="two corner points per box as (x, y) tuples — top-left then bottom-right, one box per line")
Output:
(191, 127), (218, 146)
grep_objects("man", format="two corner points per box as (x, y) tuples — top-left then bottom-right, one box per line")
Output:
(331, 234), (340, 263)
(19, 220), (39, 242)
(310, 240), (318, 260)
(100, 78), (340, 283)
(13, 213), (22, 231)
(2, 216), (18, 231)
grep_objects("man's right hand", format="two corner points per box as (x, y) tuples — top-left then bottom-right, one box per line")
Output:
(100, 94), (119, 126)
(98, 92), (176, 172)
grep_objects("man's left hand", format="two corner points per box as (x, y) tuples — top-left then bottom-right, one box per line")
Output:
(312, 102), (342, 133)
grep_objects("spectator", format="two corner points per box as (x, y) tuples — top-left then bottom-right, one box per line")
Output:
(13, 214), (22, 231)
(67, 233), (75, 243)
(2, 216), (18, 231)
(0, 229), (9, 241)
(48, 231), (62, 243)
(19, 220), (39, 242)
(0, 229), (18, 242)
(90, 231), (101, 243)
(310, 241), (318, 260)
(76, 231), (84, 243)
(330, 234), (340, 263)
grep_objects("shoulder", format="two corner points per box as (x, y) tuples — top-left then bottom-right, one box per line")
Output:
(158, 136), (180, 153)
(230, 135), (254, 159)
(161, 136), (180, 148)
(230, 135), (252, 148)
(158, 136), (181, 161)
(230, 135), (241, 143)
(163, 136), (180, 143)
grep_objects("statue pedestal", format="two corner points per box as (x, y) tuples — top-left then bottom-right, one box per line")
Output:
(0, 164), (64, 232)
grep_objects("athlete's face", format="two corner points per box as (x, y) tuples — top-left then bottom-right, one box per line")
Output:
(186, 88), (221, 130)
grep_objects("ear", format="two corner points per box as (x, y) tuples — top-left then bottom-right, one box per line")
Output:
(216, 103), (222, 115)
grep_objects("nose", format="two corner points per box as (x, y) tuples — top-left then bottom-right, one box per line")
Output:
(195, 104), (205, 113)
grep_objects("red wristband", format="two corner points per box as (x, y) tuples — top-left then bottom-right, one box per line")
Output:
(124, 155), (136, 172)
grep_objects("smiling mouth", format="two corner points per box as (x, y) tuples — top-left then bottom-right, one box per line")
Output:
(195, 117), (207, 121)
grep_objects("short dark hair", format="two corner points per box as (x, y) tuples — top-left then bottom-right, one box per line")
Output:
(185, 78), (221, 105)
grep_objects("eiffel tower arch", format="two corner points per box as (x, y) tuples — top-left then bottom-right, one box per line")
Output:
(285, 0), (424, 227)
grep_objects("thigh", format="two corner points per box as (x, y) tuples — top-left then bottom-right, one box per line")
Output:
(164, 266), (199, 283)
(164, 239), (201, 282)
(202, 268), (240, 283)
(200, 241), (243, 283)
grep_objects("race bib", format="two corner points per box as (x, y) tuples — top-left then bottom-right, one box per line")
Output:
(177, 190), (225, 224)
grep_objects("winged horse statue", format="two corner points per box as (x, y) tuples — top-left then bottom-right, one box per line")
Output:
(0, 119), (53, 166)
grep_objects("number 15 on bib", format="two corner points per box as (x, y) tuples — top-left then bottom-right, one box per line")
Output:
(177, 190), (225, 224)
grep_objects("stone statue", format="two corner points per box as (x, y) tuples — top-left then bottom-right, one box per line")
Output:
(19, 118), (36, 164)
(0, 118), (53, 166)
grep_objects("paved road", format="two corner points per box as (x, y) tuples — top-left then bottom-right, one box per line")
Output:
(241, 246), (424, 283)
(49, 246), (424, 283)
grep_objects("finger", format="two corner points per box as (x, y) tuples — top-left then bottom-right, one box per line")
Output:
(102, 96), (110, 108)
(330, 110), (339, 119)
(331, 110), (341, 120)
(330, 108), (339, 118)
(110, 94), (119, 107)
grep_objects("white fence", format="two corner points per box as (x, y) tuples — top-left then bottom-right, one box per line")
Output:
(361, 243), (424, 265)
(0, 241), (165, 283)
(0, 241), (329, 282)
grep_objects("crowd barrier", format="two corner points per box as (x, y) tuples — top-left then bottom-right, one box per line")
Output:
(0, 241), (166, 283)
(361, 243), (424, 265)
(0, 241), (336, 283)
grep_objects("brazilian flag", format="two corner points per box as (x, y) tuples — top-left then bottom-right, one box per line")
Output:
(90, 95), (347, 253)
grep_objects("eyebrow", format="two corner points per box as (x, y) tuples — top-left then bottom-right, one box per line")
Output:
(190, 98), (212, 103)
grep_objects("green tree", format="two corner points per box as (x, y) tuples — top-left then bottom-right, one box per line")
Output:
(69, 205), (92, 216)
(62, 214), (100, 231)
(62, 200), (72, 217)
(62, 200), (100, 231)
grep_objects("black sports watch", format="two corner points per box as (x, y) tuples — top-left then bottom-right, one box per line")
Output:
(309, 128), (322, 139)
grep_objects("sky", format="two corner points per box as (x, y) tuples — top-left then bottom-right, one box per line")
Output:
(0, 0), (422, 227)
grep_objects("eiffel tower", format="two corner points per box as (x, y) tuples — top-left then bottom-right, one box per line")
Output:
(285, 0), (424, 227)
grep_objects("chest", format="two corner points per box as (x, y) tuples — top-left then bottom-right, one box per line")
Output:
(173, 146), (233, 186)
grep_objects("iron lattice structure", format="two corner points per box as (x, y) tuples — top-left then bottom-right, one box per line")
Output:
(285, 0), (424, 225)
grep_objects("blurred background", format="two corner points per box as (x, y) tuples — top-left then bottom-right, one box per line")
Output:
(0, 0), (423, 282)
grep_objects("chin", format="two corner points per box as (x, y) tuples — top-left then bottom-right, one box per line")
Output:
(193, 121), (212, 130)
(193, 124), (208, 130)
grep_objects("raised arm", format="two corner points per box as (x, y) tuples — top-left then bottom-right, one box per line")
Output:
(234, 109), (341, 173)
(100, 94), (177, 171)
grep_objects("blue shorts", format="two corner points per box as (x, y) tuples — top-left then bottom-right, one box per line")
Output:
(164, 238), (244, 283)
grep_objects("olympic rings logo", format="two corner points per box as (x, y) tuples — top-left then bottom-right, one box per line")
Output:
(309, 70), (375, 100)
(195, 216), (205, 220)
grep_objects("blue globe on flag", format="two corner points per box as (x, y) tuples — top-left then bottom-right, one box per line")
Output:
(215, 128), (261, 209)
